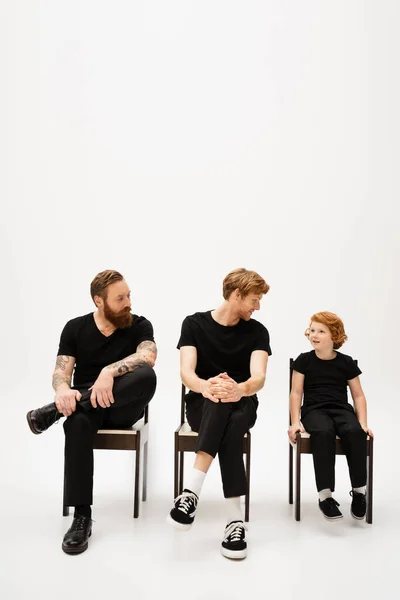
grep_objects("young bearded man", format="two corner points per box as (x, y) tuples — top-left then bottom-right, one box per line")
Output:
(27, 270), (157, 555)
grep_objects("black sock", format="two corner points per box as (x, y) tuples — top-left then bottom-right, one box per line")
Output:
(74, 505), (92, 518)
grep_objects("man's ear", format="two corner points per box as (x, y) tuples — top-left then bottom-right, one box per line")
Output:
(94, 295), (103, 308)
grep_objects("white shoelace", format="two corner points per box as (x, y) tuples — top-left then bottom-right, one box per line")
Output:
(224, 521), (247, 542)
(175, 491), (198, 516)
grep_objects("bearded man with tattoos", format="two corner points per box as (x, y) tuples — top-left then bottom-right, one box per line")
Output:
(26, 270), (157, 555)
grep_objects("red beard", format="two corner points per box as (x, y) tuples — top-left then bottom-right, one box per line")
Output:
(103, 302), (133, 329)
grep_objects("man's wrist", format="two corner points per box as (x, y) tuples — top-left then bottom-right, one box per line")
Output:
(54, 382), (71, 392)
(101, 367), (115, 378)
(238, 382), (247, 397)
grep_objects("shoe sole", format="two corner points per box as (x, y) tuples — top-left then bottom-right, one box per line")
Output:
(26, 411), (41, 435)
(351, 511), (365, 520)
(319, 509), (343, 520)
(166, 514), (192, 531)
(221, 547), (247, 560)
(62, 532), (91, 555)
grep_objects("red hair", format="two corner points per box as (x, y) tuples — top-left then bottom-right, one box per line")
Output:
(305, 311), (348, 349)
(222, 268), (270, 300)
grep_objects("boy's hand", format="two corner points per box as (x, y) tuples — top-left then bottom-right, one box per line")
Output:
(288, 423), (304, 443)
(361, 425), (374, 437)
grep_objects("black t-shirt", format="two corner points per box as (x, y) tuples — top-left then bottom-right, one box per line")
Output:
(177, 311), (272, 384)
(292, 350), (361, 417)
(57, 313), (154, 388)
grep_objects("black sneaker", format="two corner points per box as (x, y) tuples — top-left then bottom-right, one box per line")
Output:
(221, 521), (247, 560)
(167, 489), (198, 530)
(318, 497), (343, 520)
(350, 490), (366, 520)
(26, 403), (62, 434)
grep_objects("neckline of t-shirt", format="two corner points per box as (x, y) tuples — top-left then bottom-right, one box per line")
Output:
(312, 350), (338, 362)
(207, 310), (243, 329)
(91, 312), (124, 338)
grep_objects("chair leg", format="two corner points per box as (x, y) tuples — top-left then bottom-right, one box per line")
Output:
(142, 440), (148, 502)
(366, 437), (374, 524)
(62, 459), (69, 516)
(295, 434), (301, 521)
(178, 451), (184, 495)
(289, 443), (294, 505)
(174, 433), (179, 499)
(133, 435), (141, 518)
(245, 441), (251, 522)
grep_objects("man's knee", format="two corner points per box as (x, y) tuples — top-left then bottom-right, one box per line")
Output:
(202, 399), (230, 419)
(120, 365), (157, 395)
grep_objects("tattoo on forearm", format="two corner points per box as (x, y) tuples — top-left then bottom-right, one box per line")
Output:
(55, 355), (71, 371)
(52, 372), (71, 390)
(107, 357), (151, 377)
(137, 341), (158, 358)
(105, 341), (157, 377)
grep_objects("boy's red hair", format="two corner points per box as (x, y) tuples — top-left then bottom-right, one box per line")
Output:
(305, 311), (348, 350)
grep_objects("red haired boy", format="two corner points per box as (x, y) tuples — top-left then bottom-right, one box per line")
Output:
(288, 312), (373, 520)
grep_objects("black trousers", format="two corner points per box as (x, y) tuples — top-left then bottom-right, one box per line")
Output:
(63, 365), (157, 506)
(301, 405), (367, 492)
(185, 392), (257, 498)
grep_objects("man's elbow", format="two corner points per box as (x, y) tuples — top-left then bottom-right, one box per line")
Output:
(139, 351), (156, 368)
(257, 374), (266, 389)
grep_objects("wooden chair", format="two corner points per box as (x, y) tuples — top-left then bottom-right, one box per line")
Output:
(63, 405), (149, 518)
(174, 385), (252, 521)
(288, 358), (374, 523)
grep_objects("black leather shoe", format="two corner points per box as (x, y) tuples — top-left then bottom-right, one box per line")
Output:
(62, 515), (92, 555)
(26, 403), (62, 434)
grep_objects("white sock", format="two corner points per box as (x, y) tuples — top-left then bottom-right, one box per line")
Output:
(353, 486), (366, 495)
(225, 497), (243, 524)
(318, 489), (332, 502)
(184, 468), (206, 498)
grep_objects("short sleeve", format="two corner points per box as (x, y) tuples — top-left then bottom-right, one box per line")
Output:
(177, 316), (196, 349)
(253, 325), (272, 355)
(57, 320), (77, 357)
(346, 356), (362, 380)
(292, 353), (308, 374)
(135, 318), (155, 349)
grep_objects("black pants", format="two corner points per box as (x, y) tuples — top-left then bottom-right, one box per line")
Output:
(63, 365), (157, 506)
(301, 405), (367, 492)
(185, 392), (257, 498)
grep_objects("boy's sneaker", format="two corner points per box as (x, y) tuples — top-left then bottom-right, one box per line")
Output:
(349, 490), (366, 520)
(318, 497), (343, 520)
(221, 520), (247, 560)
(167, 489), (198, 531)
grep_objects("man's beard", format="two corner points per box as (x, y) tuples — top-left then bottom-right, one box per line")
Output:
(103, 301), (133, 329)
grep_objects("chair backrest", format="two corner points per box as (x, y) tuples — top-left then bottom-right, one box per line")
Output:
(180, 384), (186, 425)
(144, 403), (149, 424)
(289, 357), (358, 426)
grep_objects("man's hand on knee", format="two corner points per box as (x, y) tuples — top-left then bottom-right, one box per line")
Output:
(216, 373), (242, 403)
(55, 388), (82, 417)
(89, 370), (115, 409)
(206, 373), (240, 403)
(201, 377), (223, 403)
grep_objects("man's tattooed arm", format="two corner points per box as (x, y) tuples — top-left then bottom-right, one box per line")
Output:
(104, 341), (157, 378)
(52, 355), (75, 391)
